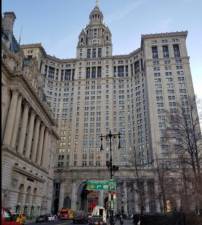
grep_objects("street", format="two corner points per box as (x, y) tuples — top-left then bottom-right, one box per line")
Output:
(27, 219), (134, 225)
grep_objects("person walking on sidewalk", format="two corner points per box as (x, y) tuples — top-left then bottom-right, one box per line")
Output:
(119, 213), (123, 225)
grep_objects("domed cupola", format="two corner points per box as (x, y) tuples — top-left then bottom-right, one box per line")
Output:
(89, 6), (103, 25)
(76, 1), (113, 59)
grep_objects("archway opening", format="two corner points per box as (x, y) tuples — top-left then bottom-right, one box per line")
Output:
(63, 196), (71, 208)
(78, 182), (98, 213)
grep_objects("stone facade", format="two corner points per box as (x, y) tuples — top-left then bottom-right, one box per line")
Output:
(1, 12), (59, 217)
(14, 2), (200, 215)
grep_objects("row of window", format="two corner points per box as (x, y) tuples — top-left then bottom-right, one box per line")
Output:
(45, 65), (75, 81)
(152, 44), (180, 59)
(86, 66), (102, 79)
(87, 48), (102, 58)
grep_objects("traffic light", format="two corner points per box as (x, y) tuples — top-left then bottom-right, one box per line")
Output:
(112, 165), (119, 171)
(106, 161), (110, 167)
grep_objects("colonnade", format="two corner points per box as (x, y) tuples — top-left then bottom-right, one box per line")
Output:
(116, 179), (161, 215)
(2, 87), (51, 169)
(65, 178), (161, 215)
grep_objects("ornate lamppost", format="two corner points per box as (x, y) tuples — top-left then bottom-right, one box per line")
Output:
(100, 130), (121, 225)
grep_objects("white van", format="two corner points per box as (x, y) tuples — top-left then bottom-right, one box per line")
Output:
(92, 206), (107, 224)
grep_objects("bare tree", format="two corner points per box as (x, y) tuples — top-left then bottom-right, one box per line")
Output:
(163, 96), (202, 213)
(133, 156), (146, 216)
(152, 154), (180, 214)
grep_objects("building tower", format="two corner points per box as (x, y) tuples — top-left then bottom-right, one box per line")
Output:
(19, 1), (200, 215)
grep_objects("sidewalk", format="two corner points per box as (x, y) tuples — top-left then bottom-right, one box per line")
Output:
(25, 219), (35, 224)
(112, 219), (133, 225)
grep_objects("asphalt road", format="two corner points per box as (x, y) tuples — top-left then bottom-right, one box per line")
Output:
(27, 220), (87, 225)
(27, 219), (133, 225)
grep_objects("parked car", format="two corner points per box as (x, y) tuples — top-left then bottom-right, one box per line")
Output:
(58, 208), (74, 220)
(16, 214), (26, 225)
(88, 215), (106, 225)
(1, 208), (21, 225)
(35, 215), (48, 223)
(47, 215), (57, 221)
(91, 206), (107, 224)
(73, 211), (88, 224)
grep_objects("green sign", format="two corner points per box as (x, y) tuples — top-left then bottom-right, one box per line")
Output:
(86, 180), (116, 191)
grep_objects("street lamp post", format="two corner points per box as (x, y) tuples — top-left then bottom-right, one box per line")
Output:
(100, 130), (121, 225)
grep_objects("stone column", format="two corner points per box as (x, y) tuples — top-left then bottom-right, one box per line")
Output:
(25, 111), (36, 159)
(154, 180), (161, 213)
(71, 182), (77, 211)
(133, 181), (139, 213)
(41, 130), (49, 168)
(40, 128), (48, 166)
(11, 95), (22, 148)
(123, 181), (128, 215)
(145, 180), (150, 213)
(1, 85), (11, 140)
(99, 190), (104, 207)
(31, 118), (40, 162)
(3, 90), (19, 145)
(17, 103), (29, 154)
(36, 125), (45, 164)
(59, 182), (64, 209)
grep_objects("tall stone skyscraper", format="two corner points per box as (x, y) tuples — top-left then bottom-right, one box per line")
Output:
(20, 2), (198, 214)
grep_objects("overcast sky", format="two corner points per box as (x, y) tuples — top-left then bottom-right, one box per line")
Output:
(2, 0), (202, 101)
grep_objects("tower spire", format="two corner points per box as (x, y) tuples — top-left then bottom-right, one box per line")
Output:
(96, 0), (99, 7)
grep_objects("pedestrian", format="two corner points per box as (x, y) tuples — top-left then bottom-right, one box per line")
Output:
(133, 214), (139, 225)
(137, 215), (142, 225)
(119, 213), (123, 225)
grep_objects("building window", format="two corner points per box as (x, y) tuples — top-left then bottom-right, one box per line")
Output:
(61, 70), (64, 81)
(92, 48), (96, 58)
(173, 44), (180, 58)
(98, 48), (102, 58)
(65, 69), (71, 80)
(134, 61), (140, 74)
(48, 66), (55, 79)
(97, 67), (102, 78)
(82, 161), (87, 167)
(118, 66), (124, 77)
(152, 46), (158, 59)
(86, 67), (90, 79)
(162, 45), (169, 58)
(92, 67), (96, 78)
(87, 49), (91, 58)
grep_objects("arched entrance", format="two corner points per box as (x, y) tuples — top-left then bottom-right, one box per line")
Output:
(63, 196), (71, 208)
(87, 191), (98, 213)
(77, 181), (98, 213)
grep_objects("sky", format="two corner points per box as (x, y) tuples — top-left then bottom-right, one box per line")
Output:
(2, 0), (202, 102)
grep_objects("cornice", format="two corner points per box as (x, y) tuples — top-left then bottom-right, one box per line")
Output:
(141, 31), (188, 40)
(13, 166), (45, 183)
(2, 145), (48, 175)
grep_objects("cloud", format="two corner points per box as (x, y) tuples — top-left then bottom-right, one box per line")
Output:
(105, 0), (145, 24)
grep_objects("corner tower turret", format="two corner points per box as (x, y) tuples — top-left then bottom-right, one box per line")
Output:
(76, 2), (112, 59)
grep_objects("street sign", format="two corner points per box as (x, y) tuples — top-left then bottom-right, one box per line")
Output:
(86, 180), (116, 191)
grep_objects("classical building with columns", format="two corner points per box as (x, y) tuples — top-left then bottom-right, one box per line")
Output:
(12, 1), (200, 215)
(1, 12), (59, 217)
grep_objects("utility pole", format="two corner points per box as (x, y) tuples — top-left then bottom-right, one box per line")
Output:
(100, 130), (121, 225)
